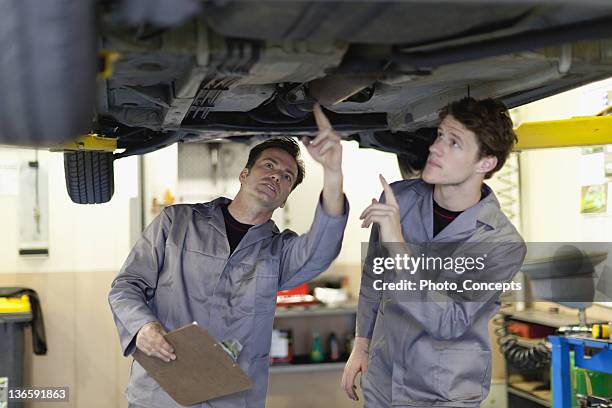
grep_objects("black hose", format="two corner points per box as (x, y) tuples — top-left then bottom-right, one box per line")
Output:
(493, 313), (551, 370)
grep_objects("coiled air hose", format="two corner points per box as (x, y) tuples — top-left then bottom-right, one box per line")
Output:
(493, 313), (551, 370)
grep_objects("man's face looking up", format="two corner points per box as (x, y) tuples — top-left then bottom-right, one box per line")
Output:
(239, 147), (298, 210)
(422, 114), (495, 186)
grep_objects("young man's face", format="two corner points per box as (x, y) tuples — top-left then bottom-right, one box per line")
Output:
(421, 114), (496, 186)
(239, 147), (298, 210)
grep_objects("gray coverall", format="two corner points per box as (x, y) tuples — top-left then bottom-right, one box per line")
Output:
(356, 179), (526, 408)
(109, 196), (348, 408)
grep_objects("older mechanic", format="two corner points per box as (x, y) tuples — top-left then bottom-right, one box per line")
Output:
(109, 104), (348, 408)
(342, 97), (527, 407)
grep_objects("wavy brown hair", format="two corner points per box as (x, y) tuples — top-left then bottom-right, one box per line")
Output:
(439, 97), (517, 179)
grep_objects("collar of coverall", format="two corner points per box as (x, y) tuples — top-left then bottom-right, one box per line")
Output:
(411, 179), (503, 236)
(193, 197), (280, 238)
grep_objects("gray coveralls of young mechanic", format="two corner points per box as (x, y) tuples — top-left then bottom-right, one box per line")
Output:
(357, 179), (526, 408)
(109, 196), (348, 408)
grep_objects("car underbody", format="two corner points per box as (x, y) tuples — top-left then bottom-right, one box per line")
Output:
(98, 1), (612, 163)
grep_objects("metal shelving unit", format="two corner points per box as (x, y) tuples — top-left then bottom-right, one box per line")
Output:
(274, 303), (357, 318)
(269, 362), (345, 374)
(269, 303), (357, 376)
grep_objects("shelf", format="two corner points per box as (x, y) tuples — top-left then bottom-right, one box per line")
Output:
(515, 337), (549, 348)
(503, 309), (597, 328)
(508, 386), (551, 407)
(274, 303), (357, 318)
(269, 362), (345, 374)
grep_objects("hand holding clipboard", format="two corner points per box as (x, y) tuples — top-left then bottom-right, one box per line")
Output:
(133, 323), (252, 406)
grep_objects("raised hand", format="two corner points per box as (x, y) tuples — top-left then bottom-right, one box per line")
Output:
(360, 174), (404, 244)
(301, 104), (342, 173)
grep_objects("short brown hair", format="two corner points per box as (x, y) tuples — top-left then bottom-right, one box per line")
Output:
(439, 97), (517, 179)
(246, 137), (305, 190)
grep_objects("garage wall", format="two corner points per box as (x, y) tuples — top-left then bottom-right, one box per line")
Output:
(513, 76), (612, 243)
(0, 148), (138, 273)
(143, 144), (178, 227)
(0, 147), (138, 407)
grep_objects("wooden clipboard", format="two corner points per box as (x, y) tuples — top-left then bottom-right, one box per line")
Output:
(133, 323), (252, 406)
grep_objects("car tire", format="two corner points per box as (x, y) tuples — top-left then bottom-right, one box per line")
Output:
(64, 151), (115, 204)
(0, 0), (96, 146)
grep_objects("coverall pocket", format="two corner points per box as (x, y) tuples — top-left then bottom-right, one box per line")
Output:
(227, 264), (258, 316)
(182, 249), (225, 301)
(437, 348), (490, 400)
(254, 274), (278, 315)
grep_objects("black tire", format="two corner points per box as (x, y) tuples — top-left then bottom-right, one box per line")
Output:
(64, 151), (115, 204)
(0, 0), (96, 146)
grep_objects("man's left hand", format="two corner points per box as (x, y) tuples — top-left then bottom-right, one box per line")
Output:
(360, 175), (404, 243)
(302, 104), (342, 173)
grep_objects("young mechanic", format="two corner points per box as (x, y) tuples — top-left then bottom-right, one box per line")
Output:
(342, 97), (527, 407)
(109, 105), (349, 408)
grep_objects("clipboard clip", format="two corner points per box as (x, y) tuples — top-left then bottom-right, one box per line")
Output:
(219, 339), (243, 361)
(192, 322), (242, 362)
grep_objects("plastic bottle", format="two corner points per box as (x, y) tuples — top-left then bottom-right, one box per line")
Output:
(329, 332), (340, 361)
(310, 332), (324, 363)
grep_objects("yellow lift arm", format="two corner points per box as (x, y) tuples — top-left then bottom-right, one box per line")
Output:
(514, 115), (612, 150)
(50, 134), (117, 152)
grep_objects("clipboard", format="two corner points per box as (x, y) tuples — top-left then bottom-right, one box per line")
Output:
(133, 323), (252, 406)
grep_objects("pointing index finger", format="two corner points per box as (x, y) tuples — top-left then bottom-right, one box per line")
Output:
(379, 174), (399, 207)
(313, 103), (332, 131)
